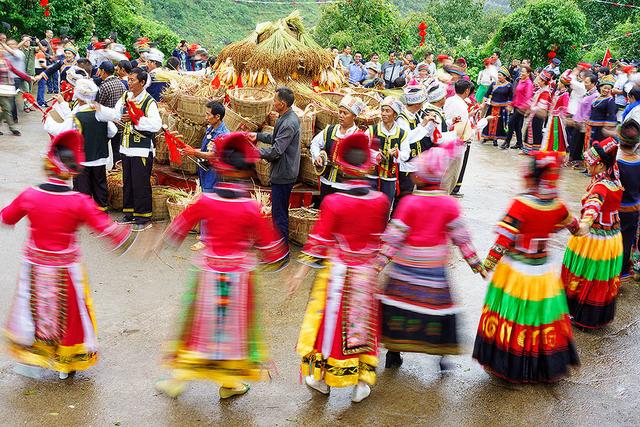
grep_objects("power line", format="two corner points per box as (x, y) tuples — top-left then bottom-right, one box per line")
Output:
(585, 0), (640, 10)
(231, 0), (334, 4)
(580, 28), (640, 48)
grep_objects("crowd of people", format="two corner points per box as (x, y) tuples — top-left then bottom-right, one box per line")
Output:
(1, 30), (640, 406)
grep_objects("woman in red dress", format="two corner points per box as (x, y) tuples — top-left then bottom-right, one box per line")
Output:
(289, 132), (390, 403)
(0, 130), (134, 380)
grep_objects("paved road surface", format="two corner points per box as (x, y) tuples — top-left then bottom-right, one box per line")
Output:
(0, 113), (638, 426)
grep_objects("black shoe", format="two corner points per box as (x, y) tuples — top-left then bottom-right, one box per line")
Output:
(500, 141), (509, 150)
(451, 193), (464, 198)
(11, 130), (21, 136)
(118, 215), (136, 224)
(493, 140), (498, 147)
(385, 351), (403, 368)
(510, 145), (522, 149)
(0, 131), (3, 136)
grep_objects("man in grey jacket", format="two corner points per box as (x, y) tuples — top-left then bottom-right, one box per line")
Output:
(249, 87), (300, 243)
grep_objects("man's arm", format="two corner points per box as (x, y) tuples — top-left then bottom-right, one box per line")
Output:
(260, 124), (297, 162)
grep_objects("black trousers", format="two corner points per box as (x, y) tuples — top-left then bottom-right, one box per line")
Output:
(531, 116), (545, 148)
(122, 153), (153, 220)
(451, 143), (471, 195)
(505, 109), (525, 147)
(272, 182), (294, 242)
(111, 133), (123, 165)
(316, 182), (337, 208)
(73, 165), (108, 209)
(570, 130), (586, 162)
(620, 211), (639, 276)
(369, 177), (395, 218)
(394, 171), (414, 210)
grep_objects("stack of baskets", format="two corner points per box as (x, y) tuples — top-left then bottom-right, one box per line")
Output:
(288, 207), (319, 245)
(255, 142), (272, 186)
(314, 92), (343, 130)
(224, 107), (260, 132)
(228, 88), (274, 125)
(151, 186), (171, 221)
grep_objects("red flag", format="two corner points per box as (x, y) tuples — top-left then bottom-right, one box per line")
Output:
(44, 7), (50, 16)
(211, 74), (221, 89)
(603, 48), (612, 67)
(236, 73), (243, 88)
(125, 100), (144, 125)
(164, 130), (182, 164)
(39, 0), (48, 6)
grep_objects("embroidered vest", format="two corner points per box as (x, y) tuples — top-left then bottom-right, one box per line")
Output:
(74, 108), (109, 162)
(370, 124), (406, 179)
(120, 92), (156, 151)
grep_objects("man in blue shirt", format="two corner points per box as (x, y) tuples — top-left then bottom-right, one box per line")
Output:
(348, 52), (367, 85)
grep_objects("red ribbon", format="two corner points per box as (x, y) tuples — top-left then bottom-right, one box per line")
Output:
(163, 128), (187, 163)
(125, 100), (144, 126)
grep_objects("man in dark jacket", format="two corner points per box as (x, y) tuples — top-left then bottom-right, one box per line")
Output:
(249, 87), (300, 243)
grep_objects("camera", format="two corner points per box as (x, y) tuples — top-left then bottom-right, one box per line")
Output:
(30, 36), (37, 44)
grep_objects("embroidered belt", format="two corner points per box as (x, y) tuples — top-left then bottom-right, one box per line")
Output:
(24, 245), (79, 266)
(196, 252), (257, 272)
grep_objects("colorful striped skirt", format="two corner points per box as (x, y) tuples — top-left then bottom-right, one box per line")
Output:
(541, 116), (567, 153)
(297, 262), (378, 388)
(561, 228), (623, 329)
(163, 267), (270, 385)
(481, 105), (509, 140)
(5, 259), (98, 374)
(379, 259), (459, 355)
(472, 255), (579, 383)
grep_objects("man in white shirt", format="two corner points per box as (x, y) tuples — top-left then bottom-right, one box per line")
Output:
(567, 68), (586, 162)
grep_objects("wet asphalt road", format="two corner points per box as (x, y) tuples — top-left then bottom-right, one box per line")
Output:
(0, 112), (638, 426)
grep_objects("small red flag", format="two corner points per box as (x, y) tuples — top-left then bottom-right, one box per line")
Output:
(602, 48), (612, 67)
(164, 130), (182, 164)
(211, 74), (221, 89)
(236, 73), (243, 88)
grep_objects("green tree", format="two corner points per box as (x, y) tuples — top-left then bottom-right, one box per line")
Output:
(490, 0), (588, 67)
(576, 0), (639, 35)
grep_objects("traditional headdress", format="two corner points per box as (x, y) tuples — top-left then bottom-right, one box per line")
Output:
(73, 78), (98, 103)
(437, 54), (452, 63)
(455, 57), (467, 67)
(426, 82), (446, 103)
(65, 66), (88, 87)
(617, 119), (640, 147)
(134, 37), (151, 53)
(44, 130), (85, 178)
(412, 139), (465, 187)
(578, 62), (592, 70)
(524, 151), (563, 198)
(146, 48), (164, 64)
(210, 132), (260, 178)
(584, 138), (621, 186)
(339, 95), (366, 116)
(403, 86), (427, 106)
(334, 132), (373, 177)
(483, 57), (493, 66)
(539, 70), (553, 83)
(381, 96), (403, 116)
(559, 69), (572, 85)
(417, 63), (429, 72)
(63, 46), (77, 56)
(498, 66), (511, 79)
(598, 74), (616, 88)
(445, 64), (466, 77)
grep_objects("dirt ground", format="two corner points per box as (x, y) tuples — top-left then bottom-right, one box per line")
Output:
(0, 112), (638, 426)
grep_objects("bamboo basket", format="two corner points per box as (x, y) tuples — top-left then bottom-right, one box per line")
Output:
(299, 153), (317, 186)
(314, 92), (344, 130)
(176, 94), (223, 124)
(107, 178), (123, 210)
(170, 152), (199, 175)
(176, 118), (206, 147)
(224, 107), (260, 132)
(228, 88), (274, 124)
(288, 207), (319, 245)
(352, 92), (381, 109)
(299, 104), (316, 147)
(166, 199), (199, 233)
(151, 186), (171, 221)
(356, 112), (382, 129)
(155, 133), (169, 164)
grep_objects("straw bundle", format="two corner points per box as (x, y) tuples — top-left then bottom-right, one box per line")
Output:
(107, 169), (124, 210)
(251, 186), (272, 217)
(166, 187), (202, 232)
(288, 207), (319, 245)
(247, 28), (307, 79)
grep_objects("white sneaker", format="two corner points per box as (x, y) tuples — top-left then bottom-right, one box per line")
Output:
(351, 381), (371, 403)
(58, 372), (69, 380)
(13, 364), (43, 379)
(304, 376), (330, 395)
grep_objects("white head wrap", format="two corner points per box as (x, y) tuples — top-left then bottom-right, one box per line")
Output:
(381, 96), (403, 115)
(146, 48), (164, 63)
(426, 82), (446, 103)
(66, 66), (88, 87)
(339, 95), (367, 117)
(403, 86), (427, 105)
(73, 78), (98, 103)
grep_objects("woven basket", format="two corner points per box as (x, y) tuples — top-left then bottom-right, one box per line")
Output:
(151, 186), (170, 221)
(314, 92), (344, 131)
(299, 153), (318, 186)
(261, 125), (274, 134)
(155, 133), (169, 164)
(356, 112), (382, 129)
(298, 104), (316, 147)
(176, 94), (218, 124)
(170, 152), (199, 175)
(166, 199), (200, 233)
(228, 88), (274, 125)
(288, 207), (319, 245)
(352, 92), (381, 109)
(176, 118), (206, 147)
(106, 169), (123, 210)
(224, 107), (260, 132)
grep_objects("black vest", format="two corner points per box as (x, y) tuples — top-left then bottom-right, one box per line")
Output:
(370, 124), (406, 179)
(322, 125), (342, 183)
(120, 92), (156, 151)
(74, 108), (109, 162)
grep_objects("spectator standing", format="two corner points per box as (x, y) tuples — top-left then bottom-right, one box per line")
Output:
(365, 52), (382, 74)
(504, 65), (533, 149)
(249, 87), (300, 244)
(2, 39), (27, 122)
(18, 35), (36, 112)
(115, 60), (132, 90)
(348, 52), (367, 85)
(335, 46), (354, 69)
(612, 64), (629, 122)
(172, 40), (190, 71)
(382, 51), (403, 89)
(96, 61), (126, 166)
(418, 52), (437, 76)
(0, 47), (32, 136)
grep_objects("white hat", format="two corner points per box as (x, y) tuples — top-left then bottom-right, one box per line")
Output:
(66, 66), (88, 87)
(339, 95), (367, 116)
(426, 82), (446, 103)
(146, 48), (164, 63)
(73, 78), (98, 103)
(381, 96), (403, 115)
(403, 86), (427, 105)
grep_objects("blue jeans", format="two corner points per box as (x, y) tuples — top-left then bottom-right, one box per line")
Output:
(271, 183), (294, 242)
(37, 77), (47, 106)
(47, 71), (59, 93)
